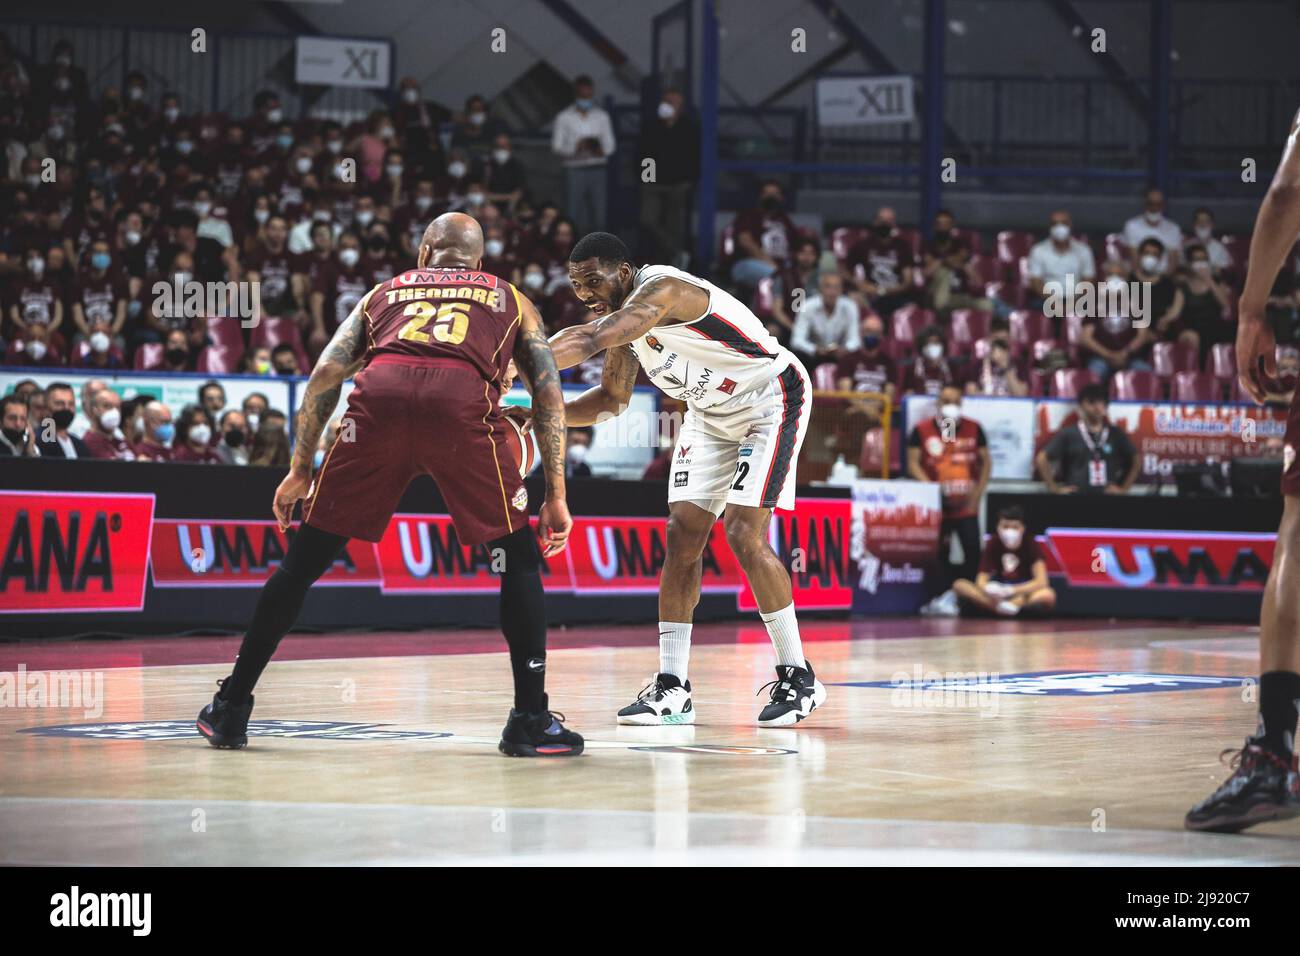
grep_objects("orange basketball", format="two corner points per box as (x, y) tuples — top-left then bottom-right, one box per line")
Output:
(502, 415), (538, 478)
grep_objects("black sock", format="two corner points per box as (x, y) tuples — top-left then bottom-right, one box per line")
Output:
(490, 527), (547, 713)
(221, 524), (349, 704)
(1256, 670), (1300, 756)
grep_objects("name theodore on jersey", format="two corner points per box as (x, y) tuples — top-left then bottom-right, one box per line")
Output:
(50, 886), (151, 936)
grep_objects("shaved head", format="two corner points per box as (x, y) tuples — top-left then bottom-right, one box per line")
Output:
(418, 212), (484, 269)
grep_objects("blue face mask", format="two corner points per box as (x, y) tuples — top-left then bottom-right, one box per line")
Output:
(862, 335), (881, 350)
(575, 97), (593, 110)
(154, 422), (175, 443)
(276, 134), (293, 149)
(91, 252), (111, 270)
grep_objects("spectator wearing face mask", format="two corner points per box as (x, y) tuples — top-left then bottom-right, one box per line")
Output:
(766, 237), (822, 342)
(953, 506), (1056, 618)
(843, 207), (918, 317)
(9, 248), (64, 341)
(481, 225), (515, 279)
(199, 381), (226, 419)
(242, 393), (269, 434)
(1122, 187), (1183, 270)
(216, 409), (251, 465)
(485, 134), (527, 212)
(730, 180), (798, 292)
(1035, 384), (1138, 495)
(0, 394), (38, 457)
(81, 387), (135, 461)
(71, 239), (127, 344)
(134, 400), (175, 462)
(310, 233), (367, 351)
(1134, 238), (1185, 343)
(396, 179), (442, 260)
(33, 381), (90, 459)
(451, 94), (502, 164)
(68, 378), (108, 437)
(965, 338), (1027, 397)
(271, 343), (302, 376)
(73, 320), (127, 370)
(921, 209), (994, 321)
(908, 386), (990, 616)
(158, 329), (195, 372)
(834, 312), (896, 450)
(1026, 210), (1095, 310)
(1184, 207), (1233, 273)
(551, 75), (615, 236)
(903, 326), (956, 396)
(242, 346), (274, 376)
(565, 426), (594, 478)
(790, 271), (861, 370)
(6, 325), (63, 367)
(1079, 262), (1155, 381)
(638, 88), (699, 267)
(1177, 242), (1232, 359)
(519, 261), (550, 306)
(173, 404), (222, 463)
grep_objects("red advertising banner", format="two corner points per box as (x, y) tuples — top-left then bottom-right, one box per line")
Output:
(737, 497), (854, 611)
(151, 519), (381, 587)
(1040, 529), (1274, 592)
(0, 490), (155, 613)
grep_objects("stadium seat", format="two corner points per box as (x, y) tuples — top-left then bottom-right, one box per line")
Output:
(205, 316), (246, 361)
(1219, 233), (1250, 269)
(1028, 338), (1059, 396)
(251, 316), (311, 372)
(971, 337), (991, 362)
(134, 343), (164, 370)
(1009, 310), (1053, 350)
(1209, 342), (1237, 384)
(830, 227), (866, 264)
(951, 227), (982, 255)
(1171, 371), (1218, 403)
(858, 426), (885, 476)
(949, 309), (992, 354)
(1110, 369), (1162, 401)
(1063, 315), (1084, 363)
(813, 362), (839, 391)
(197, 347), (238, 374)
(984, 279), (1024, 308)
(1229, 376), (1255, 403)
(968, 253), (1000, 285)
(895, 227), (923, 261)
(995, 230), (1034, 269)
(1104, 232), (1131, 263)
(889, 304), (932, 350)
(1151, 341), (1199, 380)
(1051, 367), (1100, 399)
(753, 276), (777, 319)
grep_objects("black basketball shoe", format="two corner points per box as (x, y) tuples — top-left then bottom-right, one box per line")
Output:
(757, 660), (827, 726)
(617, 673), (694, 725)
(196, 681), (254, 749)
(499, 696), (585, 757)
(1184, 740), (1300, 833)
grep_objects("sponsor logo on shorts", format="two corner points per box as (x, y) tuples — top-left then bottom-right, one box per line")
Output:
(677, 444), (691, 459)
(836, 670), (1242, 696)
(512, 486), (528, 511)
(739, 445), (754, 458)
(674, 471), (689, 488)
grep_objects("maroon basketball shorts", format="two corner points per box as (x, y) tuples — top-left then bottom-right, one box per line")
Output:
(303, 356), (528, 544)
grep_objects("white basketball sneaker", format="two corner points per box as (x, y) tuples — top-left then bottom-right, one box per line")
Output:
(616, 673), (695, 725)
(757, 661), (827, 726)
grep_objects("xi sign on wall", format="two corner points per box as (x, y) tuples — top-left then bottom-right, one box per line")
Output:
(295, 36), (392, 89)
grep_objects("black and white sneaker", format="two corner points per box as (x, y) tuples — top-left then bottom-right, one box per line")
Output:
(1184, 740), (1300, 833)
(617, 673), (695, 725)
(196, 680), (254, 749)
(498, 695), (585, 757)
(757, 661), (827, 727)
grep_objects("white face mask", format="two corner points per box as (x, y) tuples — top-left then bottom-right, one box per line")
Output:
(294, 156), (312, 174)
(1140, 254), (1161, 274)
(923, 342), (944, 362)
(1191, 259), (1211, 274)
(998, 527), (1023, 550)
(447, 161), (467, 179)
(254, 208), (270, 224)
(245, 413), (260, 432)
(125, 229), (142, 246)
(485, 238), (504, 257)
(1144, 210), (1162, 224)
(567, 443), (589, 465)
(939, 402), (961, 421)
(28, 258), (44, 276)
(164, 106), (180, 122)
(27, 340), (47, 361)
(467, 191), (485, 206)
(1195, 225), (1212, 240)
(414, 195), (433, 212)
(402, 88), (419, 104)
(524, 272), (545, 290)
(193, 201), (212, 217)
(313, 209), (332, 222)
(90, 331), (111, 353)
(355, 210), (375, 227)
(326, 140), (343, 155)
(1106, 275), (1127, 293)
(339, 248), (360, 267)
(492, 149), (510, 164)
(99, 407), (121, 430)
(266, 108), (283, 124)
(1049, 223), (1070, 242)
(657, 101), (677, 120)
(386, 164), (403, 178)
(189, 423), (211, 445)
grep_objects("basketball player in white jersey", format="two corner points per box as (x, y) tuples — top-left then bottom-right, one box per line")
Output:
(547, 232), (826, 726)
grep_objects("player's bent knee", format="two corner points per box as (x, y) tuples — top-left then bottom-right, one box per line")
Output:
(666, 511), (713, 560)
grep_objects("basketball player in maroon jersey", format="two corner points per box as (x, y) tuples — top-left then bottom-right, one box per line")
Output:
(197, 213), (584, 757)
(1185, 112), (1300, 828)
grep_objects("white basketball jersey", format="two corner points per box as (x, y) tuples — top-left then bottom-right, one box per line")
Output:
(627, 264), (794, 410)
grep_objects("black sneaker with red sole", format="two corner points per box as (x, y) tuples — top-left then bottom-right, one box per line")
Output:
(197, 682), (254, 749)
(498, 696), (584, 757)
(1185, 740), (1300, 833)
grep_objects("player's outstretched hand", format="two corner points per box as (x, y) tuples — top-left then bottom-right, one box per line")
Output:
(1236, 305), (1277, 404)
(273, 468), (313, 532)
(538, 497), (572, 557)
(501, 403), (533, 434)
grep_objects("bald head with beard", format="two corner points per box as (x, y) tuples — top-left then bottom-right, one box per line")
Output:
(417, 212), (484, 270)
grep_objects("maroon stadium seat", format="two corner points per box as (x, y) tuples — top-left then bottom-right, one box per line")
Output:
(1171, 371), (1218, 403)
(1219, 233), (1249, 269)
(950, 227), (982, 255)
(858, 426), (885, 476)
(813, 362), (838, 391)
(1110, 369), (1162, 401)
(251, 316), (311, 372)
(1209, 342), (1237, 384)
(968, 253), (1000, 285)
(205, 316), (246, 361)
(1151, 341), (1199, 380)
(949, 309), (992, 353)
(197, 347), (238, 374)
(889, 304), (931, 350)
(830, 226), (866, 265)
(984, 279), (1024, 308)
(971, 337), (991, 362)
(1104, 232), (1131, 264)
(134, 343), (164, 370)
(1051, 367), (1100, 399)
(895, 227), (923, 261)
(995, 230), (1034, 267)
(1063, 315), (1084, 363)
(1028, 338), (1058, 396)
(753, 276), (777, 319)
(1009, 310), (1053, 350)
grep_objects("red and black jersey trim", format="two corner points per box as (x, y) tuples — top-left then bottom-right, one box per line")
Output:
(760, 365), (807, 508)
(688, 312), (777, 359)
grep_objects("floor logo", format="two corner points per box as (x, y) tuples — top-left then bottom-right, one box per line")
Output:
(20, 719), (454, 741)
(628, 745), (794, 755)
(835, 671), (1243, 696)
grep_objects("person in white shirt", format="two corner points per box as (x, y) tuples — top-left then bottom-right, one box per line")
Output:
(790, 271), (861, 367)
(550, 75), (616, 236)
(1185, 207), (1234, 273)
(1026, 210), (1096, 309)
(69, 377), (108, 438)
(1121, 187), (1183, 269)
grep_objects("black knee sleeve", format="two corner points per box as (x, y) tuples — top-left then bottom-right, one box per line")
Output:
(489, 526), (541, 576)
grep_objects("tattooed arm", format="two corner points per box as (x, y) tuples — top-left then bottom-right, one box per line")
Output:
(547, 276), (707, 370)
(565, 343), (638, 426)
(512, 295), (572, 555)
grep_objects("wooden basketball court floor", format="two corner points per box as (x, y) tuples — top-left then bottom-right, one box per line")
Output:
(3, 618), (1299, 866)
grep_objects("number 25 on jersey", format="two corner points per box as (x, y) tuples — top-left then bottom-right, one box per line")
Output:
(397, 301), (470, 346)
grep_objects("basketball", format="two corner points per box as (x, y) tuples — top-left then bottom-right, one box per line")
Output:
(503, 414), (538, 477)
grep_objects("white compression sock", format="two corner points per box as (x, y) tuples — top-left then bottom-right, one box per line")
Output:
(760, 603), (805, 670)
(658, 621), (692, 682)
